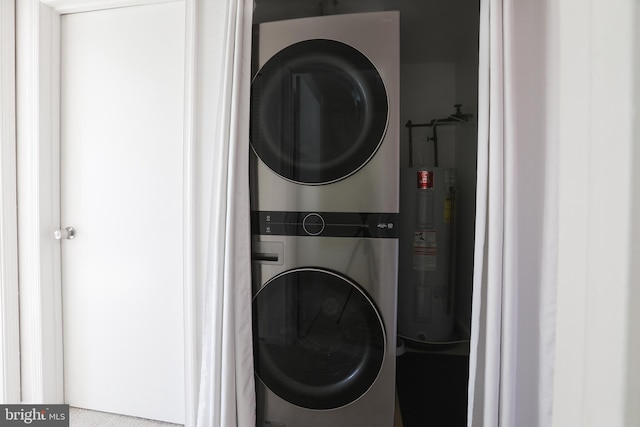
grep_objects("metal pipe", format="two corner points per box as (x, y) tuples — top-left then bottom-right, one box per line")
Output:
(431, 125), (439, 167)
(406, 120), (414, 167)
(406, 106), (473, 168)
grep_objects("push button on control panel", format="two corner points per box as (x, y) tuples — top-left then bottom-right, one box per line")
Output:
(302, 213), (325, 236)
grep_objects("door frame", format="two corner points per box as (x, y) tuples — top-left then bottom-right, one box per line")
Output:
(15, 0), (198, 423)
(0, 0), (20, 405)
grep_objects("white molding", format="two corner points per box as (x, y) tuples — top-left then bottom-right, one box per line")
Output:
(182, 0), (197, 425)
(628, 4), (640, 425)
(41, 0), (178, 14)
(0, 0), (21, 404)
(17, 0), (195, 415)
(16, 0), (63, 403)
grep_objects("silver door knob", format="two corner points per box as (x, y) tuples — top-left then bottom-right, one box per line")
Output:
(54, 226), (76, 240)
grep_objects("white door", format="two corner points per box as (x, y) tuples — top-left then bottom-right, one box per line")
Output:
(59, 2), (185, 424)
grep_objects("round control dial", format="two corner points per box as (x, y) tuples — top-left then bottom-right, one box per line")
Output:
(302, 213), (325, 236)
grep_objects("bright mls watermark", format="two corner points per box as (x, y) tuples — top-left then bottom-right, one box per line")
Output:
(0, 405), (69, 426)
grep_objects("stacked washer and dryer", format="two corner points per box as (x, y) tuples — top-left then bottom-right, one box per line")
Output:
(249, 12), (400, 427)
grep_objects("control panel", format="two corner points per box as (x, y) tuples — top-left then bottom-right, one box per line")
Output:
(252, 211), (399, 238)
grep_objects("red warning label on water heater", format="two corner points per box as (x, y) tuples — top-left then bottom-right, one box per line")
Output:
(417, 170), (434, 189)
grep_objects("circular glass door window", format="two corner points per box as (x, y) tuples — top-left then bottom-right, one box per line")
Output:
(250, 39), (389, 185)
(253, 268), (386, 409)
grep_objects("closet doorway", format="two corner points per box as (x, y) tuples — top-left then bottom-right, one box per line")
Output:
(252, 1), (479, 426)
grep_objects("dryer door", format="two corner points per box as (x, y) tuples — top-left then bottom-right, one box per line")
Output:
(253, 268), (386, 410)
(250, 39), (388, 185)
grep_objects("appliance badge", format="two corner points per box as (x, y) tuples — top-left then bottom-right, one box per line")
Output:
(377, 222), (395, 229)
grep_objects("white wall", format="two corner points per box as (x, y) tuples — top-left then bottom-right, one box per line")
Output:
(400, 62), (456, 168)
(628, 2), (640, 423)
(552, 0), (639, 425)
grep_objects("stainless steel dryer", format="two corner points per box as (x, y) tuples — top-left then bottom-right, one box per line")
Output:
(250, 11), (399, 213)
(250, 11), (400, 427)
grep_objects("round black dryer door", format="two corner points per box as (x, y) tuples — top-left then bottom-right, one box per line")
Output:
(250, 39), (389, 185)
(253, 268), (386, 410)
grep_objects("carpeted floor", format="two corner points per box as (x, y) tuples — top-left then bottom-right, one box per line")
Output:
(396, 351), (470, 427)
(70, 407), (182, 427)
(71, 352), (468, 427)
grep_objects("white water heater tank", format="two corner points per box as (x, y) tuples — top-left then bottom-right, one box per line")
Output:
(397, 167), (456, 343)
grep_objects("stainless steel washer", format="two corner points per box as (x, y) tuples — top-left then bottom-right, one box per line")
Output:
(252, 230), (398, 427)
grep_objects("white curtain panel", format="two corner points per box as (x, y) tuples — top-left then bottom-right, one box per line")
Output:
(194, 0), (255, 426)
(468, 0), (558, 425)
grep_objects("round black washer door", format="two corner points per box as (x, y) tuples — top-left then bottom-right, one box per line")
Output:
(250, 39), (389, 185)
(253, 268), (386, 410)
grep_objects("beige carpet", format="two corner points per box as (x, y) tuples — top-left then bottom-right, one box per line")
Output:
(70, 407), (182, 427)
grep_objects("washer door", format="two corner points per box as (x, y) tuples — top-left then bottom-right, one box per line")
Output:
(250, 39), (389, 185)
(253, 268), (386, 410)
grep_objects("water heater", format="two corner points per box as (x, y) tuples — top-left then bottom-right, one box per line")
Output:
(398, 167), (456, 343)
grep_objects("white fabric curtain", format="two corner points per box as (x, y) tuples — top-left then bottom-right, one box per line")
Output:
(468, 0), (557, 425)
(193, 0), (255, 426)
